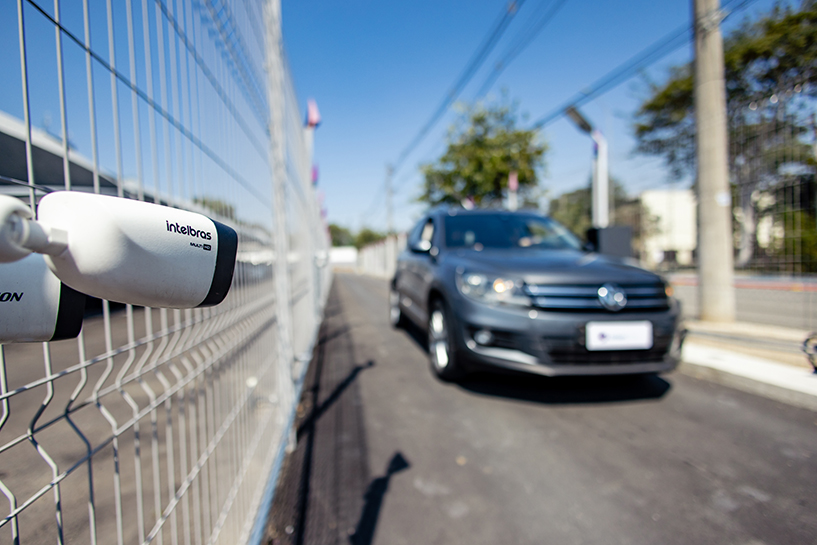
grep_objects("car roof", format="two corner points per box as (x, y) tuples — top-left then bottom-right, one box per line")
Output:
(431, 206), (546, 218)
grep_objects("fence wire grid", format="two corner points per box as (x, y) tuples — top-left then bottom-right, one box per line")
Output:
(608, 87), (817, 328)
(0, 1), (330, 544)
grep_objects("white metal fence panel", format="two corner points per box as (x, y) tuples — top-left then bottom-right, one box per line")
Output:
(356, 234), (407, 279)
(0, 1), (330, 544)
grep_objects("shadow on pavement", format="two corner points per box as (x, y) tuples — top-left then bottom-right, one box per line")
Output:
(458, 372), (672, 405)
(400, 320), (429, 353)
(316, 324), (351, 347)
(296, 359), (375, 439)
(349, 452), (410, 545)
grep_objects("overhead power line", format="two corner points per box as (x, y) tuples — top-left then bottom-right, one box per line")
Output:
(362, 0), (528, 226)
(474, 0), (570, 99)
(390, 0), (527, 175)
(530, 0), (759, 130)
(378, 0), (760, 229)
(360, 181), (387, 221)
(389, 0), (568, 200)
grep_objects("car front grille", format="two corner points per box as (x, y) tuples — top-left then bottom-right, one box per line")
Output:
(524, 282), (669, 312)
(542, 335), (673, 365)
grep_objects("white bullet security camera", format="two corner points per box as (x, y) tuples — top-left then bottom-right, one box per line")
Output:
(0, 254), (85, 343)
(0, 191), (238, 310)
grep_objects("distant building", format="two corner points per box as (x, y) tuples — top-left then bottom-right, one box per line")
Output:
(330, 246), (358, 269)
(640, 189), (697, 269)
(0, 110), (118, 196)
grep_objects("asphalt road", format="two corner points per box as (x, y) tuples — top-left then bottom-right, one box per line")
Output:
(266, 273), (817, 545)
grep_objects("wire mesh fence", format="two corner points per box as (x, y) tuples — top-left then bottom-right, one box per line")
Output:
(355, 234), (407, 280)
(609, 86), (817, 329)
(611, 87), (816, 274)
(0, 1), (330, 544)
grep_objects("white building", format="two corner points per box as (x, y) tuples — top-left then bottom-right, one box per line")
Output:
(330, 246), (358, 269)
(640, 189), (697, 268)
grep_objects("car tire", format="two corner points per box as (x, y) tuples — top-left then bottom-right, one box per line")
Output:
(389, 285), (406, 329)
(427, 298), (464, 381)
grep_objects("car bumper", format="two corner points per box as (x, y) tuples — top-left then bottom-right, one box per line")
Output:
(449, 294), (684, 377)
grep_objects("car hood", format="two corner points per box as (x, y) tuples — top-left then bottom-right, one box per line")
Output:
(447, 248), (661, 284)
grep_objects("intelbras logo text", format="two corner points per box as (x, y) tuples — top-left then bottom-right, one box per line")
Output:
(166, 220), (212, 240)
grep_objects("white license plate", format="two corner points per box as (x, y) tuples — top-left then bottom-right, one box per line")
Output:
(586, 321), (653, 351)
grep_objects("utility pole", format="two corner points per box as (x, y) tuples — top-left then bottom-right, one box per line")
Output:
(694, 0), (735, 322)
(385, 165), (393, 235)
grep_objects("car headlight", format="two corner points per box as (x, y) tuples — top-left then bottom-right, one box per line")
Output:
(456, 271), (531, 306)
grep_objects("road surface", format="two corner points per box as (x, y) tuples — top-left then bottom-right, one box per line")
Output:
(266, 273), (817, 545)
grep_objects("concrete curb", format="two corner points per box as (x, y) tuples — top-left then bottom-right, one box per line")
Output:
(680, 342), (817, 412)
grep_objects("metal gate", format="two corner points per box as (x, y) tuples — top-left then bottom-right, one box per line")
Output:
(0, 0), (330, 543)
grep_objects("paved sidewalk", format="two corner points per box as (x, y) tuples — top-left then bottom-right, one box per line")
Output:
(681, 320), (817, 411)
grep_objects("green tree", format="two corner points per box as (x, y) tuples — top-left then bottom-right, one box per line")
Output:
(634, 1), (817, 177)
(548, 179), (634, 237)
(354, 227), (386, 249)
(328, 223), (355, 247)
(772, 209), (817, 273)
(420, 100), (548, 207)
(633, 0), (817, 267)
(548, 179), (659, 256)
(548, 186), (592, 237)
(193, 196), (236, 220)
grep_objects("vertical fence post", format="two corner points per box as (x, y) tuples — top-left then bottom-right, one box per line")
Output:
(264, 0), (296, 417)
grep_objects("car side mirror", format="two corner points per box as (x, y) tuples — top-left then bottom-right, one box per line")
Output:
(582, 241), (596, 253)
(411, 240), (432, 253)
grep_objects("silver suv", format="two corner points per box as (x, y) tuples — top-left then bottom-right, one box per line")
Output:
(390, 207), (684, 381)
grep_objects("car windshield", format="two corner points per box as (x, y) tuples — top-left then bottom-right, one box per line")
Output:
(444, 213), (582, 250)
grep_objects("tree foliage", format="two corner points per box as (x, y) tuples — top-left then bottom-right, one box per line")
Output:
(633, 0), (817, 178)
(548, 185), (595, 238)
(328, 224), (387, 249)
(420, 101), (547, 207)
(634, 1), (817, 269)
(354, 227), (386, 249)
(776, 209), (817, 272)
(328, 223), (355, 247)
(548, 179), (658, 254)
(193, 197), (236, 220)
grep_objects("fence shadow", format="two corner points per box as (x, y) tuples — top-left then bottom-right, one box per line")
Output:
(296, 359), (375, 439)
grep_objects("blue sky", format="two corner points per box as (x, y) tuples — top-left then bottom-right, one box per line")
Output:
(282, 0), (781, 232)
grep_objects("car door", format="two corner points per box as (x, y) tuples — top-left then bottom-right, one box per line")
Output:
(395, 218), (426, 325)
(409, 216), (438, 325)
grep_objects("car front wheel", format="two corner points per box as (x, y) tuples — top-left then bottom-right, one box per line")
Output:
(428, 299), (463, 381)
(389, 285), (406, 328)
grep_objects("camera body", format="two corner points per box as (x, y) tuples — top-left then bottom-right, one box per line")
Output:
(0, 192), (238, 344)
(37, 192), (237, 309)
(0, 254), (85, 342)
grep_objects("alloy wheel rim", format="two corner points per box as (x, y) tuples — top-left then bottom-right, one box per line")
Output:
(430, 309), (449, 368)
(389, 290), (400, 324)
